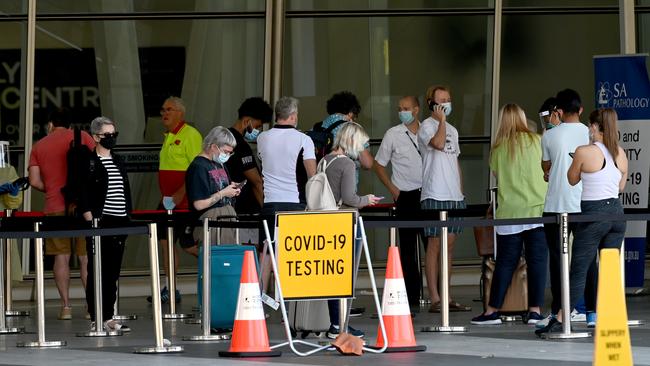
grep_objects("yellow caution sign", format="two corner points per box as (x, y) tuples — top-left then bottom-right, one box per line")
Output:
(594, 248), (633, 365)
(275, 211), (355, 300)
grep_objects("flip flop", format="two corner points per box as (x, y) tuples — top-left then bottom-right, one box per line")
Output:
(449, 300), (472, 312)
(428, 301), (441, 313)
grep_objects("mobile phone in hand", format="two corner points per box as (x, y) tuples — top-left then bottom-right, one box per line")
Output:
(376, 196), (385, 200)
(235, 179), (247, 189)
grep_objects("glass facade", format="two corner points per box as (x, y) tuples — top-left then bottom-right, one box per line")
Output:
(0, 1), (642, 273)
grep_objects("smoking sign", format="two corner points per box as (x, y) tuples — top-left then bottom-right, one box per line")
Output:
(275, 211), (355, 300)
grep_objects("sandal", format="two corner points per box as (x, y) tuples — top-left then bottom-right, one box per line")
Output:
(449, 300), (471, 312)
(428, 301), (441, 313)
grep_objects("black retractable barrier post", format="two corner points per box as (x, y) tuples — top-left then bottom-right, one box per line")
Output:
(421, 211), (467, 333)
(77, 218), (122, 337)
(4, 209), (29, 317)
(162, 210), (192, 320)
(184, 218), (230, 341)
(134, 223), (183, 354)
(17, 222), (66, 348)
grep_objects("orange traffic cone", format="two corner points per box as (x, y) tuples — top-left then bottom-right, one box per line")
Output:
(219, 251), (281, 358)
(374, 246), (426, 353)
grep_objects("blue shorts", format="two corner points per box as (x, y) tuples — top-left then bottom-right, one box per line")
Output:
(421, 199), (466, 237)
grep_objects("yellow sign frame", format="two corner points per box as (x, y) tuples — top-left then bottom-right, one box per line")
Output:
(275, 210), (356, 300)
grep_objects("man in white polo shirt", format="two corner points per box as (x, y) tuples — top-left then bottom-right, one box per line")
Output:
(257, 96), (316, 239)
(374, 95), (424, 307)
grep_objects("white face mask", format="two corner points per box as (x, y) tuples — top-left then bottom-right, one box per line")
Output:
(440, 102), (452, 116)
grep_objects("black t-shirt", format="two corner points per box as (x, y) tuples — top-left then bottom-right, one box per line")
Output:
(186, 156), (232, 216)
(225, 127), (261, 214)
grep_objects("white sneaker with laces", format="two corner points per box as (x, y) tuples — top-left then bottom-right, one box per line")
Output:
(570, 309), (586, 322)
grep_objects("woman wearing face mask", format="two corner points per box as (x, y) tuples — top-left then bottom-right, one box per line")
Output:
(567, 108), (628, 329)
(185, 126), (241, 257)
(321, 122), (381, 339)
(78, 116), (132, 332)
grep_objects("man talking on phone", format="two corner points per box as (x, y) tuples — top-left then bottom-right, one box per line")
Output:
(417, 85), (470, 313)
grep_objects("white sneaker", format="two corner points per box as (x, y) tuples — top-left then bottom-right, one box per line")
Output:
(103, 319), (131, 332)
(535, 313), (555, 329)
(570, 309), (586, 322)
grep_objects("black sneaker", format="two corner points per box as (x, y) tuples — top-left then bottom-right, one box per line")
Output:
(349, 307), (365, 317)
(471, 312), (502, 325)
(534, 317), (567, 337)
(326, 324), (365, 339)
(525, 311), (544, 325)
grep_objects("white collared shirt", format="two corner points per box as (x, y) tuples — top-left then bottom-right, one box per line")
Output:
(375, 123), (422, 191)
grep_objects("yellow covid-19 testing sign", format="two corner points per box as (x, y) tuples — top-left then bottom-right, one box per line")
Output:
(275, 211), (355, 300)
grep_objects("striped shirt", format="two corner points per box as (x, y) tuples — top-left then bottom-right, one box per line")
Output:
(99, 155), (127, 217)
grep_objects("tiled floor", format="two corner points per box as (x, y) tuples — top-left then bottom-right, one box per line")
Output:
(0, 284), (648, 365)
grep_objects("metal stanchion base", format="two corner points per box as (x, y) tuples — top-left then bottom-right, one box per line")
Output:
(162, 313), (194, 320)
(76, 330), (123, 337)
(0, 327), (23, 334)
(421, 325), (467, 333)
(501, 315), (522, 322)
(134, 345), (184, 354)
(113, 314), (138, 321)
(17, 340), (66, 348)
(5, 310), (30, 317)
(628, 320), (644, 326)
(182, 334), (231, 341)
(544, 332), (591, 339)
(184, 319), (201, 325)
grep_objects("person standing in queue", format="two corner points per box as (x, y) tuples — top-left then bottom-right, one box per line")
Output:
(78, 117), (132, 332)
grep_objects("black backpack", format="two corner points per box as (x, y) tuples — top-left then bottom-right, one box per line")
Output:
(61, 128), (93, 210)
(305, 119), (346, 161)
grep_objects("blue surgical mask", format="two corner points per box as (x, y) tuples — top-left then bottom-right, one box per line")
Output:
(441, 102), (452, 116)
(398, 111), (414, 124)
(244, 128), (260, 142)
(213, 147), (231, 164)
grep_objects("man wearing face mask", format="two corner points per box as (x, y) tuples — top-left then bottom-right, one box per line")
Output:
(226, 97), (272, 217)
(77, 116), (132, 332)
(539, 97), (561, 132)
(374, 95), (424, 307)
(417, 85), (471, 313)
(257, 97), (316, 241)
(29, 108), (95, 320)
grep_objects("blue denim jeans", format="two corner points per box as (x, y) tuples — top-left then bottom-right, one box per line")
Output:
(488, 227), (548, 309)
(570, 198), (625, 312)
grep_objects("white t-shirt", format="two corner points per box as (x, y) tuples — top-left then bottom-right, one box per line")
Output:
(375, 123), (423, 191)
(541, 122), (589, 213)
(417, 117), (463, 201)
(257, 125), (316, 203)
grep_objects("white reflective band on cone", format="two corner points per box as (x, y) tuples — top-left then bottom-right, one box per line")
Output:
(381, 278), (410, 316)
(234, 283), (265, 321)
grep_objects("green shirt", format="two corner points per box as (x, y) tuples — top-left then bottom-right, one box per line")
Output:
(489, 133), (547, 219)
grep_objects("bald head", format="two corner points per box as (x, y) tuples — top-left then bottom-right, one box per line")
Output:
(400, 96), (419, 108)
(398, 96), (420, 124)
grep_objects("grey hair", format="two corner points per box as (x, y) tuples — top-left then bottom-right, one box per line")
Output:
(90, 116), (116, 135)
(274, 96), (299, 121)
(202, 126), (237, 151)
(165, 96), (186, 115)
(332, 122), (368, 160)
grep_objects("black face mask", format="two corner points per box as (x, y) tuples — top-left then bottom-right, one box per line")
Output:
(99, 135), (117, 149)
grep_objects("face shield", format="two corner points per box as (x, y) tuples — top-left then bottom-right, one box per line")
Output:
(539, 110), (551, 131)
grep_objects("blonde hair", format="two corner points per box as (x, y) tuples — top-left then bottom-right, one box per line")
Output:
(332, 122), (369, 160)
(492, 103), (536, 160)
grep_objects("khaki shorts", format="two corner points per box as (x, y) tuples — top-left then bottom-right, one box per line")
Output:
(44, 212), (87, 256)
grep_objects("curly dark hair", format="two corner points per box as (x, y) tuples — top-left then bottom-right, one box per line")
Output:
(326, 91), (361, 116)
(238, 97), (273, 123)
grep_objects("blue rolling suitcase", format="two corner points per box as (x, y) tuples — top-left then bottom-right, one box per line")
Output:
(197, 245), (260, 330)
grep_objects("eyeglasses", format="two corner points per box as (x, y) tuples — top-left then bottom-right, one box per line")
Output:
(160, 107), (180, 115)
(96, 132), (119, 138)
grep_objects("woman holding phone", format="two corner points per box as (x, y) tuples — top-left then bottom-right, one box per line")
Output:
(567, 108), (628, 328)
(185, 126), (242, 256)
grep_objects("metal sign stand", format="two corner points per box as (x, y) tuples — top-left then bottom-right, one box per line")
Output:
(263, 214), (387, 356)
(421, 211), (467, 333)
(4, 209), (29, 317)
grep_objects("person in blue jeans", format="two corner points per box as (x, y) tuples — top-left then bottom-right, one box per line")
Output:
(567, 108), (628, 329)
(471, 104), (548, 325)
